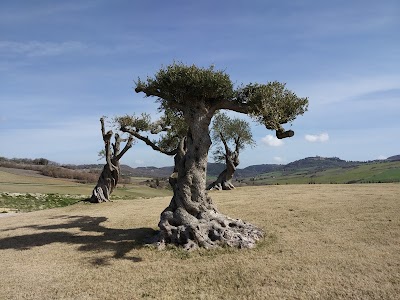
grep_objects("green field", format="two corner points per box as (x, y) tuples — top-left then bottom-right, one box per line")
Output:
(246, 160), (400, 185)
(0, 168), (171, 212)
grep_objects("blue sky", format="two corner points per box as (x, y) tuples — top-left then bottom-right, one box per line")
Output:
(0, 0), (399, 167)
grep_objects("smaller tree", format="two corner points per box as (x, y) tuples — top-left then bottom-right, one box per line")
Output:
(207, 113), (255, 190)
(116, 110), (188, 192)
(90, 118), (134, 203)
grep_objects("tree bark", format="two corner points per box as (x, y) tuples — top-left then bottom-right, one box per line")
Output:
(207, 151), (239, 190)
(90, 159), (120, 203)
(90, 119), (133, 203)
(157, 104), (263, 250)
(207, 134), (240, 191)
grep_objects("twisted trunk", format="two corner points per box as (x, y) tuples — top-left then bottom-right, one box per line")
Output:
(90, 119), (133, 203)
(157, 104), (263, 250)
(90, 160), (120, 203)
(207, 151), (239, 190)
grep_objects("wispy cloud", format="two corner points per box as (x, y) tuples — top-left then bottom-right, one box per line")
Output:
(0, 41), (87, 57)
(0, 2), (98, 24)
(300, 75), (400, 106)
(377, 155), (387, 160)
(273, 156), (285, 163)
(305, 133), (329, 143)
(261, 135), (284, 147)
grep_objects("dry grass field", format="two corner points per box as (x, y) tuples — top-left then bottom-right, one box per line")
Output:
(0, 184), (399, 299)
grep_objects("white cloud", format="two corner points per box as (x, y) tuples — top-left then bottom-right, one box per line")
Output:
(273, 156), (284, 163)
(377, 155), (387, 160)
(134, 160), (145, 165)
(261, 135), (284, 147)
(305, 133), (329, 143)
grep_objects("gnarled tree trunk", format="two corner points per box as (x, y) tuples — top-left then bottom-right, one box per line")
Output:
(90, 118), (133, 203)
(207, 140), (240, 190)
(91, 160), (120, 203)
(157, 104), (263, 250)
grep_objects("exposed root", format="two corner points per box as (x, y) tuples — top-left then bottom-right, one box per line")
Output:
(90, 186), (111, 203)
(156, 208), (263, 250)
(207, 180), (235, 191)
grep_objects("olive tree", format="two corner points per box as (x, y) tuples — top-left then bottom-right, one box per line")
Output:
(117, 109), (193, 196)
(126, 63), (308, 250)
(207, 112), (255, 190)
(90, 118), (133, 203)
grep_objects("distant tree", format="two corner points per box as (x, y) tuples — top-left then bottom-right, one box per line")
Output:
(33, 158), (49, 165)
(90, 118), (134, 203)
(116, 108), (188, 192)
(207, 112), (254, 190)
(121, 62), (308, 250)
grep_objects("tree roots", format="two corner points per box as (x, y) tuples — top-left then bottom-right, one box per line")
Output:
(156, 207), (263, 250)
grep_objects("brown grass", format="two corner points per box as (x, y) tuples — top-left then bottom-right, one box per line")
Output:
(0, 184), (399, 299)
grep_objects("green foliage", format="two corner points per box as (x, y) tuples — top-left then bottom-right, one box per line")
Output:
(115, 113), (152, 131)
(235, 81), (309, 130)
(136, 62), (234, 107)
(115, 108), (188, 154)
(156, 109), (188, 152)
(211, 112), (255, 162)
(135, 62), (308, 134)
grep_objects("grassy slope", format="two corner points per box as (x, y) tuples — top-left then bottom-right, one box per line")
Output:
(0, 168), (171, 212)
(250, 160), (400, 185)
(0, 184), (399, 299)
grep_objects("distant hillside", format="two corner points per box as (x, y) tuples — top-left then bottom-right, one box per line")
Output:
(246, 159), (400, 185)
(123, 163), (226, 178)
(2, 154), (399, 184)
(387, 155), (400, 161)
(283, 156), (357, 171)
(236, 164), (282, 178)
(28, 155), (400, 180)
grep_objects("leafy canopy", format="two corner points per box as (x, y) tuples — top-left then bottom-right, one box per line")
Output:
(234, 82), (309, 130)
(211, 112), (255, 162)
(135, 62), (308, 133)
(136, 62), (234, 106)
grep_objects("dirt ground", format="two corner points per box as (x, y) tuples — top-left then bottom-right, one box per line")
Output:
(0, 184), (399, 299)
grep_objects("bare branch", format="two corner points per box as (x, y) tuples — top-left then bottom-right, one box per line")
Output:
(116, 135), (134, 160)
(99, 118), (113, 169)
(219, 132), (231, 156)
(120, 126), (178, 156)
(235, 136), (241, 154)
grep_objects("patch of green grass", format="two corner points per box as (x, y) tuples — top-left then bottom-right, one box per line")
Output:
(0, 192), (86, 212)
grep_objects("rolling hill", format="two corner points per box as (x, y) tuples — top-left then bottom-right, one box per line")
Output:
(2, 155), (399, 184)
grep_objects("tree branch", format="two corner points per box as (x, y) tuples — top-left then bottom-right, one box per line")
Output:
(100, 118), (113, 169)
(135, 86), (185, 111)
(120, 126), (178, 156)
(219, 132), (231, 156)
(215, 99), (250, 115)
(276, 129), (294, 139)
(116, 135), (134, 161)
(234, 136), (241, 154)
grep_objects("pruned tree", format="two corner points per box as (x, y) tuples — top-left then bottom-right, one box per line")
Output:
(124, 62), (308, 250)
(116, 109), (187, 189)
(90, 118), (134, 203)
(207, 112), (254, 190)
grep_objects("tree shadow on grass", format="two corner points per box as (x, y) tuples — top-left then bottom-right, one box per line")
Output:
(0, 215), (158, 265)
